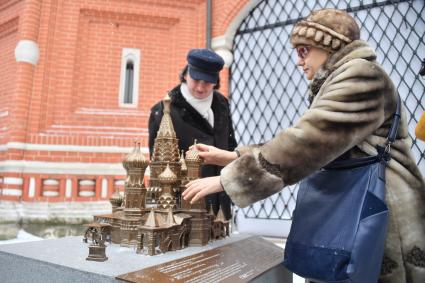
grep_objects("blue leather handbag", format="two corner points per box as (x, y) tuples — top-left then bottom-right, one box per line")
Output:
(283, 96), (401, 283)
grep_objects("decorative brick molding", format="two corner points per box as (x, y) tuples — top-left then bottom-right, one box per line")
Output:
(0, 16), (18, 39)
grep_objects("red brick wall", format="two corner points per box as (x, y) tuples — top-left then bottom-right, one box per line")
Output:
(0, 0), (250, 204)
(0, 0), (22, 151)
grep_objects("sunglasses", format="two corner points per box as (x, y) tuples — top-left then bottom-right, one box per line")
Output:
(296, 46), (311, 59)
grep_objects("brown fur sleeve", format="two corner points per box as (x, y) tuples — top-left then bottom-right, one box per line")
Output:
(221, 148), (284, 208)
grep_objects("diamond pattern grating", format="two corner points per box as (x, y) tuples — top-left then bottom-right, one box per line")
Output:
(230, 0), (425, 220)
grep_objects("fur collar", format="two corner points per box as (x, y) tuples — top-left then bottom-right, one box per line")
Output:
(307, 40), (377, 105)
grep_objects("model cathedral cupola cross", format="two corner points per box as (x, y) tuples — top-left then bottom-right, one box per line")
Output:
(93, 94), (229, 256)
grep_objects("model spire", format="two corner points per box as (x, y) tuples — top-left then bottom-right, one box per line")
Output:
(144, 209), (159, 228)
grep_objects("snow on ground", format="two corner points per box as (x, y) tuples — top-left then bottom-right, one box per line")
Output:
(0, 229), (43, 245)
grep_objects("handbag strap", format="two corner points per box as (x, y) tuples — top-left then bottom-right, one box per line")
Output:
(386, 95), (402, 144)
(378, 94), (401, 162)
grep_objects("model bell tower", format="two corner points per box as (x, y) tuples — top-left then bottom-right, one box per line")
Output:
(120, 142), (149, 247)
(122, 142), (149, 217)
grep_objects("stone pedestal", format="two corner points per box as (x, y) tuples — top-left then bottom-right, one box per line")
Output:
(86, 245), (108, 262)
(0, 234), (293, 283)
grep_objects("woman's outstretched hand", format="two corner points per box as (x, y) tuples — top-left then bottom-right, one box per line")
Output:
(190, 143), (237, 166)
(183, 176), (223, 204)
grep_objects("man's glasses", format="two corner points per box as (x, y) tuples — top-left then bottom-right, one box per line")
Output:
(296, 46), (311, 60)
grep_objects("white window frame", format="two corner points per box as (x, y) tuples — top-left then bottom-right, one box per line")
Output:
(119, 48), (140, 108)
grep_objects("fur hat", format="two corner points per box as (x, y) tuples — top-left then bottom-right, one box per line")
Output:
(291, 9), (360, 52)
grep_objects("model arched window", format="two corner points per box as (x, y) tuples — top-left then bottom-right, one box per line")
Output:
(119, 48), (140, 107)
(124, 61), (134, 104)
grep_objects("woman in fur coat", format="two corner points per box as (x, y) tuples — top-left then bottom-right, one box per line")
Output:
(183, 8), (425, 283)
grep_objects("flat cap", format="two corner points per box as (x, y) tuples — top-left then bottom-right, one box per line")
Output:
(187, 49), (224, 84)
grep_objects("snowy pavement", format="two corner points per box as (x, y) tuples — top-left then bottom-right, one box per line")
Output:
(0, 229), (43, 245)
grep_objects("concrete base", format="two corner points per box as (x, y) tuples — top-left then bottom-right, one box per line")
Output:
(0, 234), (293, 283)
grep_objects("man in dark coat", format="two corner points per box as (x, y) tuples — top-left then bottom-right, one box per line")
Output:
(148, 48), (237, 220)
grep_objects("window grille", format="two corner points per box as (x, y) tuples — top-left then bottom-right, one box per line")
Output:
(230, 0), (425, 221)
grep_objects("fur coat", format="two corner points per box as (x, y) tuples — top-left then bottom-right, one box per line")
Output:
(220, 40), (425, 282)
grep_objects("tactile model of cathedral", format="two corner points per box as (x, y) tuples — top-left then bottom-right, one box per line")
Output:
(91, 94), (229, 256)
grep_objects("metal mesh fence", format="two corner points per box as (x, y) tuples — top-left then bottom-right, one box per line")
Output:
(230, 0), (425, 220)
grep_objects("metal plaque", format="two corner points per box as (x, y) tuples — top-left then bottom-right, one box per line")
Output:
(116, 236), (284, 283)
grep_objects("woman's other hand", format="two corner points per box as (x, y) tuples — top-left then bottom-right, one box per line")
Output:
(183, 176), (224, 204)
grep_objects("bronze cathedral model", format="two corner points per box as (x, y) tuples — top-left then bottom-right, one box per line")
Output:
(90, 95), (229, 256)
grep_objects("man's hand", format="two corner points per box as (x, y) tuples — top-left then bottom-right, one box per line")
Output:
(183, 176), (223, 204)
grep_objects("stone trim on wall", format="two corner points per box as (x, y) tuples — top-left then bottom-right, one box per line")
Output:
(0, 172), (126, 202)
(14, 39), (39, 65)
(0, 160), (126, 175)
(0, 200), (112, 223)
(0, 142), (148, 154)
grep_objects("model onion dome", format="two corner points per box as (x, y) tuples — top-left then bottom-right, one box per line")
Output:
(185, 140), (201, 164)
(158, 163), (178, 185)
(122, 142), (149, 187)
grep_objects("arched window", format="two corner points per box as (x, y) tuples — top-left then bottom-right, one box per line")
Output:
(124, 61), (134, 104)
(119, 48), (140, 107)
